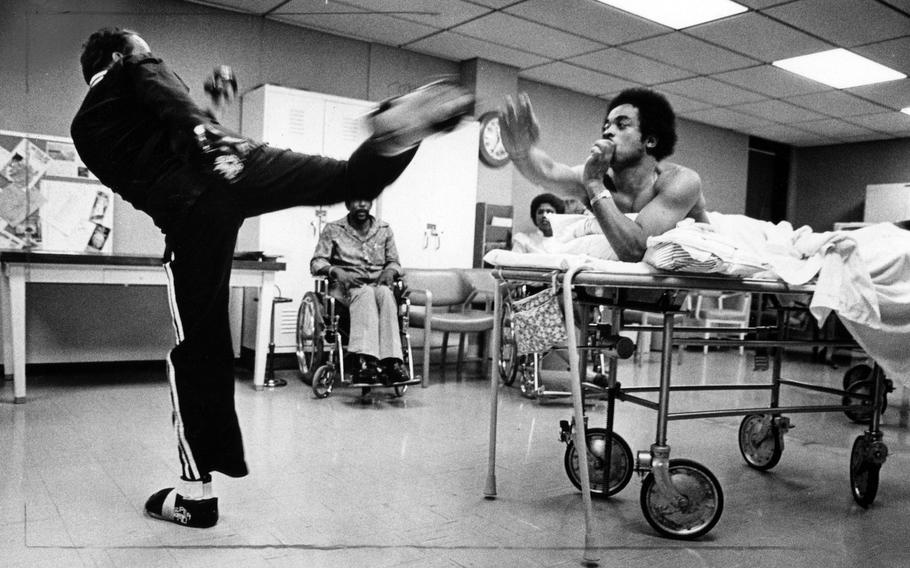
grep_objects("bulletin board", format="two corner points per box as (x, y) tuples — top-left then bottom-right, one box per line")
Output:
(0, 129), (113, 252)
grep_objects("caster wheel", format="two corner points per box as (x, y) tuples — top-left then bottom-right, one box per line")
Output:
(564, 428), (634, 497)
(843, 364), (871, 389)
(499, 303), (518, 386)
(738, 414), (783, 471)
(842, 379), (887, 424)
(393, 384), (408, 397)
(640, 458), (724, 539)
(850, 435), (883, 508)
(311, 365), (335, 399)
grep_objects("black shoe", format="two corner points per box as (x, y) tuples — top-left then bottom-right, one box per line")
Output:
(145, 488), (218, 528)
(346, 353), (380, 384)
(381, 357), (410, 384)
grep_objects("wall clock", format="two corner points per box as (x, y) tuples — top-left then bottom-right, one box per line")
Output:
(478, 111), (510, 168)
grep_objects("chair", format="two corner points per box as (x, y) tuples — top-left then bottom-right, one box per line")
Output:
(405, 268), (496, 386)
(694, 291), (752, 354)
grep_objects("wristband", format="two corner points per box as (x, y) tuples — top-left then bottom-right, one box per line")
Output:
(590, 189), (612, 206)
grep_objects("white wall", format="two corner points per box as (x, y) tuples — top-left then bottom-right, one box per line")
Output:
(1, 0), (750, 365)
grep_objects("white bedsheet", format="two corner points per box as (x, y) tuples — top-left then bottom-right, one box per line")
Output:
(482, 249), (654, 274)
(488, 214), (910, 386)
(810, 222), (910, 383)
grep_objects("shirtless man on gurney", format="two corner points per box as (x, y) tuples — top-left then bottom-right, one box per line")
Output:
(500, 88), (708, 262)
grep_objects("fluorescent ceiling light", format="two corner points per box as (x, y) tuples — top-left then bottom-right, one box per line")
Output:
(902, 107), (910, 117)
(773, 49), (906, 89)
(597, 0), (747, 29)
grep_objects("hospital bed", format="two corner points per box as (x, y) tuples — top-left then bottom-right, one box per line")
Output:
(481, 253), (891, 564)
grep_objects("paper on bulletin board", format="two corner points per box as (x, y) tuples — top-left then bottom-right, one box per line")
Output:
(0, 130), (111, 251)
(40, 180), (114, 253)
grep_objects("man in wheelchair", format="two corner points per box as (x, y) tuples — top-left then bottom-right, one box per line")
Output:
(310, 198), (408, 385)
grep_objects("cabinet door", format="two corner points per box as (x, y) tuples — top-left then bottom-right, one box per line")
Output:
(377, 121), (479, 268)
(240, 86), (375, 352)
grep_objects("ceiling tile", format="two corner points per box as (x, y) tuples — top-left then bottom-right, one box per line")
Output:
(795, 117), (880, 138)
(520, 62), (633, 97)
(764, 0), (910, 47)
(662, 93), (716, 113)
(847, 79), (910, 111)
(729, 99), (828, 123)
(712, 65), (831, 98)
(883, 0), (910, 14)
(453, 12), (604, 59)
(854, 37), (910, 76)
(845, 112), (910, 135)
(686, 13), (831, 63)
(462, 0), (516, 7)
(273, 6), (437, 46)
(407, 31), (549, 68)
(736, 0), (794, 8)
(332, 0), (490, 28)
(661, 77), (767, 106)
(838, 132), (895, 144)
(566, 48), (694, 85)
(783, 90), (890, 117)
(623, 32), (759, 75)
(746, 123), (832, 146)
(505, 0), (668, 44)
(189, 0), (287, 14)
(681, 107), (774, 131)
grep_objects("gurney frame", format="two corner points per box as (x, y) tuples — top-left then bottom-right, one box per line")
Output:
(483, 265), (889, 564)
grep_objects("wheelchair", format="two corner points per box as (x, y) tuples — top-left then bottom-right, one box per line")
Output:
(295, 275), (421, 399)
(497, 283), (634, 400)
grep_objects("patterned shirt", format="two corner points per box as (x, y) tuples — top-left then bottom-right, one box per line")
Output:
(310, 214), (401, 285)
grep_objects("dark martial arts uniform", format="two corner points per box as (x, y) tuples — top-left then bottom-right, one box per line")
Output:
(70, 53), (416, 481)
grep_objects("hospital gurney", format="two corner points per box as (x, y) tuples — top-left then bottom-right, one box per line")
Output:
(482, 259), (890, 564)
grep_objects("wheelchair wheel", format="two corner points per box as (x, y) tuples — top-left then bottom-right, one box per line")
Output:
(311, 365), (335, 399)
(498, 301), (518, 386)
(842, 379), (887, 424)
(297, 292), (325, 385)
(843, 363), (872, 389)
(738, 414), (783, 471)
(564, 428), (633, 497)
(640, 458), (724, 539)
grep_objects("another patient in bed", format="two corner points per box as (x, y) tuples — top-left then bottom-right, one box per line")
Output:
(501, 87), (708, 262)
(511, 192), (565, 253)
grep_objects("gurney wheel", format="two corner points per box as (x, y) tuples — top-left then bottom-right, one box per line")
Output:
(640, 459), (723, 539)
(393, 385), (407, 397)
(738, 414), (783, 471)
(311, 365), (335, 399)
(564, 428), (633, 497)
(850, 435), (881, 508)
(842, 379), (887, 424)
(498, 302), (518, 386)
(296, 292), (325, 385)
(843, 364), (872, 389)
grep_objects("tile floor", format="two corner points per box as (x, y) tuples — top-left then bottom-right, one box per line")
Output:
(1, 348), (908, 568)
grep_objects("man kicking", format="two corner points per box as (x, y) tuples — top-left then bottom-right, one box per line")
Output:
(70, 27), (473, 528)
(500, 88), (708, 262)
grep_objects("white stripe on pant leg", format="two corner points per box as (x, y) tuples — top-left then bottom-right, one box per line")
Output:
(163, 260), (185, 343)
(163, 258), (200, 480)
